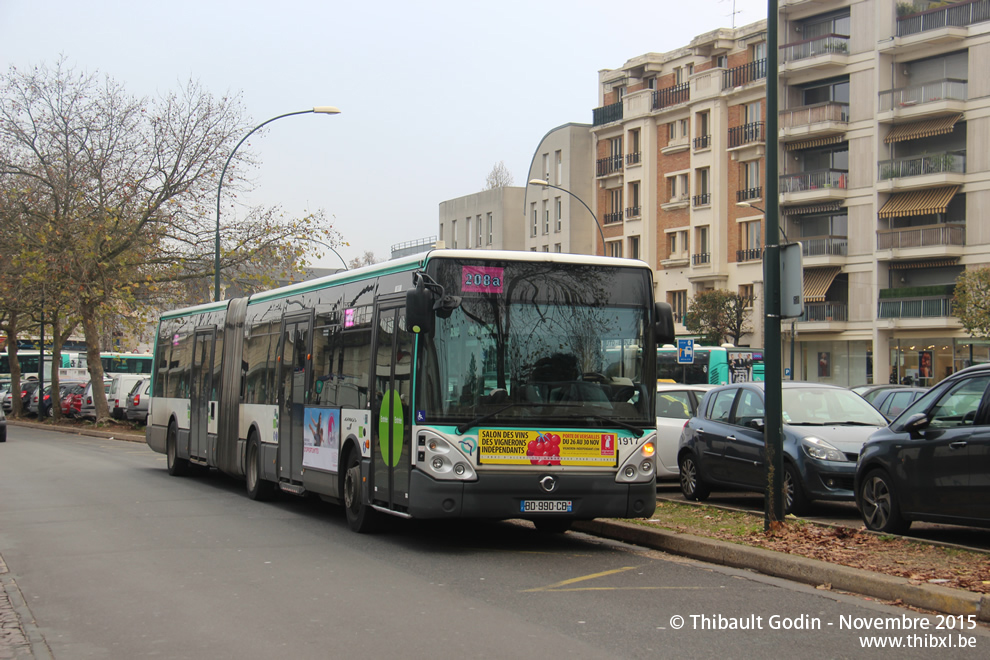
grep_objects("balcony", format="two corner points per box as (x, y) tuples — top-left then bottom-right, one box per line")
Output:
(728, 122), (765, 149)
(897, 0), (990, 37)
(779, 34), (850, 73)
(878, 286), (955, 320)
(877, 223), (965, 251)
(596, 154), (623, 177)
(779, 102), (848, 142)
(603, 211), (623, 225)
(692, 252), (711, 266)
(878, 78), (967, 118)
(736, 248), (763, 262)
(692, 192), (711, 207)
(693, 134), (711, 151)
(736, 187), (762, 203)
(877, 150), (966, 191)
(800, 301), (848, 323)
(625, 206), (641, 219)
(722, 59), (767, 90)
(652, 83), (690, 111)
(626, 151), (641, 167)
(779, 169), (848, 202)
(802, 235), (848, 266)
(593, 102), (623, 127)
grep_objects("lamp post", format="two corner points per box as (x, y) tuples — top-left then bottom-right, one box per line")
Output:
(214, 106), (341, 302)
(527, 179), (605, 256)
(305, 238), (348, 272)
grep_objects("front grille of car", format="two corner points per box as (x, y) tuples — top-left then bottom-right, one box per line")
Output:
(844, 452), (858, 462)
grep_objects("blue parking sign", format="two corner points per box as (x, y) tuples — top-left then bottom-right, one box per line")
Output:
(677, 339), (695, 364)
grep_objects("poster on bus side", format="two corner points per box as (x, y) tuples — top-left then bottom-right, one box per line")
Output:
(303, 407), (340, 472)
(478, 429), (618, 466)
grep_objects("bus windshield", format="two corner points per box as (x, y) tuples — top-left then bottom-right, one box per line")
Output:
(418, 259), (653, 428)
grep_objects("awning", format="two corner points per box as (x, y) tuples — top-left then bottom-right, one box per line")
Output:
(878, 186), (959, 219)
(804, 267), (841, 303)
(884, 114), (962, 144)
(888, 258), (960, 270)
(785, 135), (846, 151)
(782, 202), (844, 216)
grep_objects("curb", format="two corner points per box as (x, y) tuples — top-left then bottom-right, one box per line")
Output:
(6, 419), (145, 444)
(574, 518), (990, 621)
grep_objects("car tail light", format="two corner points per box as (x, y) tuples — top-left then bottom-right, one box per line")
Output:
(133, 394), (141, 406)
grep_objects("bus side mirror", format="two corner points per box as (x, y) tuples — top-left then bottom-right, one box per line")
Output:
(655, 302), (675, 345)
(406, 285), (435, 335)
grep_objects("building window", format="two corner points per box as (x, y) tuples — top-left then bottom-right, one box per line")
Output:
(680, 118), (689, 137)
(739, 284), (754, 307)
(607, 241), (622, 258)
(752, 42), (767, 62)
(693, 168), (711, 206)
(452, 220), (457, 249)
(477, 214), (482, 247)
(466, 217), (471, 248)
(555, 150), (562, 184)
(675, 67), (684, 84)
(745, 101), (762, 124)
(628, 235), (640, 260)
(542, 153), (550, 180)
(555, 197), (562, 232)
(715, 54), (728, 68)
(801, 76), (850, 106)
(487, 213), (493, 244)
(543, 201), (549, 234)
(647, 77), (656, 90)
(554, 243), (562, 253)
(531, 204), (537, 237)
(606, 188), (623, 224)
(439, 223), (444, 243)
(669, 290), (688, 324)
(627, 181), (640, 218)
(738, 220), (762, 261)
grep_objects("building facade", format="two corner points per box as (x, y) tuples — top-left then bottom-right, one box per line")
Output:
(591, 0), (990, 387)
(438, 186), (526, 252)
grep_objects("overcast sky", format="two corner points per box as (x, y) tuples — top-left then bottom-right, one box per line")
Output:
(1, 0), (767, 268)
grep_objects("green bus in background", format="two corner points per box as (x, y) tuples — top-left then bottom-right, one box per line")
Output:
(658, 345), (764, 385)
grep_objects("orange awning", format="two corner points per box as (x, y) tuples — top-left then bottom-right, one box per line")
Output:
(804, 267), (841, 303)
(878, 186), (959, 219)
(782, 202), (844, 216)
(785, 135), (846, 151)
(884, 114), (962, 144)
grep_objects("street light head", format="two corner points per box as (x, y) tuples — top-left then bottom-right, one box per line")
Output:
(313, 106), (341, 115)
(528, 178), (549, 186)
(736, 201), (752, 208)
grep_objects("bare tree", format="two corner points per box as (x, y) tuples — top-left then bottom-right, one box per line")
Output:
(483, 161), (514, 190)
(348, 251), (381, 270)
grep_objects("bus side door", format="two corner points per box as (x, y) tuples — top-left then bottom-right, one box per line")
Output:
(277, 312), (312, 485)
(371, 298), (414, 511)
(190, 327), (216, 461)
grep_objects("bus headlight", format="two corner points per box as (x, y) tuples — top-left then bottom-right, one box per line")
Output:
(615, 434), (658, 484)
(418, 432), (478, 482)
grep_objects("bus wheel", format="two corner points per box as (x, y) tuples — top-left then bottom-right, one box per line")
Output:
(533, 518), (572, 534)
(246, 435), (276, 501)
(166, 422), (189, 477)
(343, 451), (378, 533)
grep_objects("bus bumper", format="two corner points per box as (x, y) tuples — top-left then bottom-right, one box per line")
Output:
(406, 469), (656, 520)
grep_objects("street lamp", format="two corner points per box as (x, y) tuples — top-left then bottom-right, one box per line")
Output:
(214, 106), (341, 302)
(528, 179), (606, 256)
(305, 238), (348, 271)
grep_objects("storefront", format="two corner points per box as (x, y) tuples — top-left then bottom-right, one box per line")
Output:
(889, 338), (990, 387)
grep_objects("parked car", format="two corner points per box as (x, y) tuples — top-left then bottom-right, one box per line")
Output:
(678, 381), (889, 515)
(79, 379), (113, 420)
(35, 381), (88, 418)
(851, 384), (913, 405)
(868, 386), (928, 422)
(5, 381), (40, 414)
(656, 383), (714, 480)
(0, 404), (6, 442)
(125, 378), (151, 423)
(856, 364), (990, 533)
(108, 374), (145, 420)
(61, 383), (86, 418)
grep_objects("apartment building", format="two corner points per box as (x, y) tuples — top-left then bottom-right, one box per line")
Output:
(438, 186), (526, 252)
(591, 0), (990, 387)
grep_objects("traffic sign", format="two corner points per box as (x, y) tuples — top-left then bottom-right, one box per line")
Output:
(677, 339), (695, 364)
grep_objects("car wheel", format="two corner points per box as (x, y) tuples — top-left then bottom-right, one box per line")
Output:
(782, 462), (810, 516)
(166, 422), (189, 477)
(246, 434), (276, 501)
(679, 452), (710, 501)
(343, 450), (379, 533)
(860, 469), (910, 534)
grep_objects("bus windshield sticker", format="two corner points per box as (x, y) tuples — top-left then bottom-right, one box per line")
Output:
(478, 429), (618, 466)
(461, 266), (504, 294)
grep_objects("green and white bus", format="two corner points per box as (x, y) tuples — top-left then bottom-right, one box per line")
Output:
(147, 250), (674, 532)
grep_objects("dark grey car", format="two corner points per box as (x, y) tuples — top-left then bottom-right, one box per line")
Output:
(678, 381), (888, 515)
(856, 364), (990, 533)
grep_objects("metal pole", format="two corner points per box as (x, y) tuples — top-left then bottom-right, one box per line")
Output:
(532, 181), (605, 255)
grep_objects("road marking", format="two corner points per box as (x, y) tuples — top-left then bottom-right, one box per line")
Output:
(524, 566), (707, 592)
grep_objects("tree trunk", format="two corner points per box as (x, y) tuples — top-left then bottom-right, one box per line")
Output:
(80, 303), (110, 421)
(3, 313), (25, 417)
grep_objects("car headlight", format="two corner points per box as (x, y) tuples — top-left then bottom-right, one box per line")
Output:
(801, 436), (848, 462)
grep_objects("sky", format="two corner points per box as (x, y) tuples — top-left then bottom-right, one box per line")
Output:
(0, 0), (768, 268)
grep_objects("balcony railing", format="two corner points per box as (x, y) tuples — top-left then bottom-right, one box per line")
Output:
(693, 134), (711, 150)
(779, 34), (850, 63)
(728, 122), (765, 148)
(692, 252), (711, 265)
(897, 0), (990, 37)
(779, 102), (849, 129)
(877, 223), (965, 250)
(736, 248), (763, 262)
(603, 211), (623, 225)
(878, 78), (968, 112)
(780, 169), (848, 193)
(596, 154), (623, 177)
(878, 150), (966, 180)
(802, 236), (848, 257)
(736, 187), (763, 203)
(692, 192), (711, 207)
(626, 151), (641, 166)
(878, 295), (954, 319)
(653, 83), (690, 110)
(722, 58), (767, 89)
(625, 206), (641, 219)
(801, 302), (848, 323)
(593, 102), (623, 126)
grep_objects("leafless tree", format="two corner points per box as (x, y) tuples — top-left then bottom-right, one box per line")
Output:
(483, 161), (514, 190)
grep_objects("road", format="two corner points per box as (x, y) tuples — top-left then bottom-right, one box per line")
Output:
(2, 426), (989, 659)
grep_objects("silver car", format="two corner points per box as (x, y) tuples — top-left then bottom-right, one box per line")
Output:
(655, 383), (715, 480)
(79, 379), (113, 420)
(126, 379), (151, 423)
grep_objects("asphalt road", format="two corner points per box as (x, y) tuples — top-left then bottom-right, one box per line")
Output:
(656, 482), (990, 552)
(3, 426), (990, 659)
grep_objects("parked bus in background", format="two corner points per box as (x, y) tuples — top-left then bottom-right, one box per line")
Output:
(147, 250), (675, 533)
(0, 350), (86, 381)
(657, 344), (764, 385)
(101, 352), (153, 375)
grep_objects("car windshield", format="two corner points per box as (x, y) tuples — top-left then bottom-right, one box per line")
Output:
(782, 387), (887, 426)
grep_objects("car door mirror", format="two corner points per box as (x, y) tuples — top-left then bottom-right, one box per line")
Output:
(750, 418), (765, 432)
(900, 412), (929, 434)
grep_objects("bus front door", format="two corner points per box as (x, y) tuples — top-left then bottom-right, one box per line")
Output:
(277, 314), (312, 486)
(189, 327), (216, 461)
(371, 300), (414, 512)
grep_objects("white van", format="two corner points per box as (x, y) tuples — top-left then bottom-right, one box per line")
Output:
(108, 374), (146, 420)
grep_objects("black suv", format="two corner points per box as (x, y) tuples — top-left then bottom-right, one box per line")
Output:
(855, 363), (990, 533)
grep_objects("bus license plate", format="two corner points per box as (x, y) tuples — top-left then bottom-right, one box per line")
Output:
(520, 500), (572, 513)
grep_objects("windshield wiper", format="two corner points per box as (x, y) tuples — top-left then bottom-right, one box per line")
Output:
(591, 415), (645, 437)
(455, 403), (525, 434)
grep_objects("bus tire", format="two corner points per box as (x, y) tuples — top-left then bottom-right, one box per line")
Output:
(246, 435), (276, 501)
(343, 450), (378, 533)
(166, 422), (189, 477)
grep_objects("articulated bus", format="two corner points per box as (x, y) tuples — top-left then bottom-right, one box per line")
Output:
(657, 345), (764, 385)
(147, 250), (675, 532)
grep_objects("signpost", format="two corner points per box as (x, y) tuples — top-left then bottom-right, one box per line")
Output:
(677, 339), (695, 365)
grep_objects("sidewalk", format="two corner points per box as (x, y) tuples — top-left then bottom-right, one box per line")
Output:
(7, 419), (990, 625)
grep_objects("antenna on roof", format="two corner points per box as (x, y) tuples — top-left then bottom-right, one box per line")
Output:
(720, 0), (742, 29)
